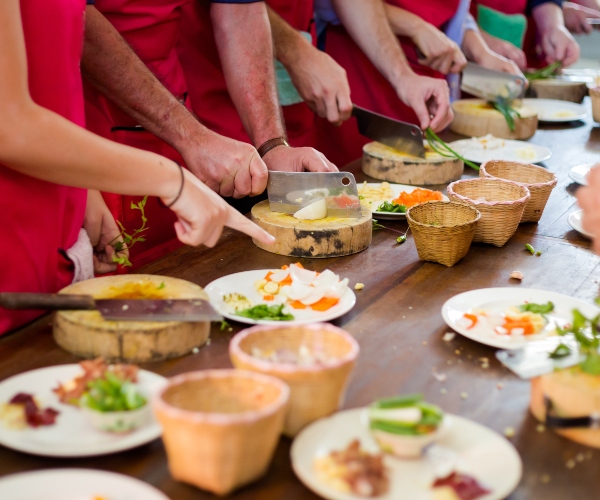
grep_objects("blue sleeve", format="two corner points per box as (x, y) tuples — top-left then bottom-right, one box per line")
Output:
(86, 0), (95, 4)
(527, 0), (562, 15)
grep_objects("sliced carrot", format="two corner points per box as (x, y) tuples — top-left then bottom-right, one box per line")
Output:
(281, 265), (289, 270)
(279, 276), (293, 286)
(264, 271), (274, 281)
(463, 313), (478, 329)
(310, 297), (339, 311)
(393, 188), (443, 208)
(503, 318), (536, 335)
(263, 295), (275, 301)
(289, 300), (307, 309)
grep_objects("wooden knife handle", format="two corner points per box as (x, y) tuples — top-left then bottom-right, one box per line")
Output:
(0, 293), (96, 311)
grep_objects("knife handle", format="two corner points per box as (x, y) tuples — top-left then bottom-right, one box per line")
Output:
(0, 293), (96, 311)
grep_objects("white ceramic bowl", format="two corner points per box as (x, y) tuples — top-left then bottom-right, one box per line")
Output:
(81, 403), (151, 433)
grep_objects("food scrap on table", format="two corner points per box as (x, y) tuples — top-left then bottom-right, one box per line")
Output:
(0, 393), (59, 429)
(510, 271), (524, 280)
(432, 471), (490, 500)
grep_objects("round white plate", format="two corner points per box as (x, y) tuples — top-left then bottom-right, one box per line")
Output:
(522, 98), (587, 122)
(0, 365), (166, 457)
(360, 183), (448, 220)
(568, 209), (593, 239)
(205, 269), (356, 325)
(291, 408), (522, 500)
(569, 163), (594, 186)
(442, 288), (599, 349)
(448, 139), (551, 164)
(0, 469), (170, 500)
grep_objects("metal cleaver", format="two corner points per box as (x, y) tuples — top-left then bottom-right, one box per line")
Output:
(0, 292), (223, 322)
(461, 62), (527, 104)
(267, 171), (362, 218)
(352, 105), (425, 158)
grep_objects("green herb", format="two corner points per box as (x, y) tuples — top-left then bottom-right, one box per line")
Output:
(425, 128), (480, 171)
(359, 195), (364, 200)
(536, 251), (542, 256)
(371, 394), (423, 409)
(396, 235), (407, 244)
(110, 196), (149, 267)
(220, 319), (232, 331)
(519, 302), (554, 314)
(157, 282), (165, 290)
(372, 220), (409, 244)
(524, 62), (562, 81)
(80, 372), (146, 413)
(492, 99), (522, 131)
(369, 394), (443, 435)
(525, 243), (536, 255)
(372, 219), (386, 231)
(553, 309), (600, 376)
(377, 201), (407, 213)
(236, 304), (294, 321)
(549, 343), (572, 359)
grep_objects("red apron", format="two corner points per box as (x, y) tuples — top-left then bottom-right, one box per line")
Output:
(317, 0), (460, 168)
(84, 0), (191, 269)
(0, 0), (88, 334)
(176, 0), (317, 148)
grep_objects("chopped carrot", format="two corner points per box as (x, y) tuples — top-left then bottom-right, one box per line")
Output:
(279, 275), (293, 286)
(264, 271), (274, 281)
(393, 188), (443, 208)
(503, 318), (536, 335)
(263, 295), (275, 301)
(463, 313), (478, 329)
(310, 297), (339, 311)
(281, 265), (289, 270)
(289, 300), (307, 309)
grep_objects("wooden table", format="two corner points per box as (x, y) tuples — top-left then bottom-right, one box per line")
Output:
(2, 100), (600, 499)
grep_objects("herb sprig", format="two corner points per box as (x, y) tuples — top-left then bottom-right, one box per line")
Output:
(110, 196), (149, 267)
(236, 304), (294, 321)
(493, 98), (522, 132)
(524, 62), (561, 81)
(377, 201), (407, 213)
(425, 128), (479, 171)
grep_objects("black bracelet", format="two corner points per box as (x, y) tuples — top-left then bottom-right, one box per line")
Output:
(163, 162), (184, 209)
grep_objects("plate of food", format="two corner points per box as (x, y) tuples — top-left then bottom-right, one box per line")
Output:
(357, 182), (447, 220)
(205, 263), (356, 325)
(521, 98), (587, 122)
(0, 469), (170, 500)
(442, 288), (600, 349)
(291, 394), (522, 500)
(569, 163), (594, 186)
(448, 135), (551, 164)
(0, 360), (166, 457)
(568, 209), (593, 239)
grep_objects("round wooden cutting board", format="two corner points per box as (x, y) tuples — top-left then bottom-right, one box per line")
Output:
(53, 275), (210, 362)
(251, 200), (372, 258)
(451, 98), (538, 140)
(531, 79), (587, 103)
(361, 141), (463, 185)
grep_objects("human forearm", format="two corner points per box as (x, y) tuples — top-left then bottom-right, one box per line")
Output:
(267, 5), (312, 67)
(384, 4), (427, 38)
(533, 1), (566, 32)
(211, 2), (284, 146)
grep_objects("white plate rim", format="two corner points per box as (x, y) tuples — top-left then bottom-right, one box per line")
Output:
(448, 139), (552, 164)
(359, 183), (448, 220)
(522, 98), (587, 123)
(441, 287), (599, 349)
(290, 407), (522, 500)
(568, 163), (593, 186)
(0, 364), (166, 457)
(205, 269), (356, 326)
(568, 209), (592, 239)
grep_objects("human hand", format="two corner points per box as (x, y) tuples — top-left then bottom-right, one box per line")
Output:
(476, 49), (525, 78)
(287, 43), (353, 126)
(182, 130), (268, 199)
(563, 2), (599, 34)
(577, 165), (600, 254)
(161, 168), (275, 248)
(412, 21), (466, 75)
(539, 25), (580, 67)
(480, 31), (528, 70)
(262, 145), (338, 173)
(83, 189), (127, 274)
(394, 74), (453, 132)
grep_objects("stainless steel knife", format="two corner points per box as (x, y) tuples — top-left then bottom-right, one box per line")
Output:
(352, 105), (425, 159)
(0, 292), (223, 322)
(267, 171), (362, 218)
(461, 62), (526, 103)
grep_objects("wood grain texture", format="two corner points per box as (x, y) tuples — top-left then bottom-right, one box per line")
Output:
(250, 200), (372, 258)
(531, 80), (588, 103)
(2, 98), (600, 500)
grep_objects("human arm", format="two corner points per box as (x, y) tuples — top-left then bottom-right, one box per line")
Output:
(462, 29), (524, 76)
(532, 1), (580, 66)
(479, 31), (528, 70)
(267, 6), (352, 126)
(210, 1), (335, 172)
(384, 4), (466, 75)
(82, 5), (267, 199)
(577, 165), (600, 254)
(0, 0), (274, 248)
(331, 0), (453, 131)
(563, 1), (600, 34)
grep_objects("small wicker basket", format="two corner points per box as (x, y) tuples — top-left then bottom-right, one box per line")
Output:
(153, 369), (289, 496)
(447, 178), (530, 247)
(480, 160), (557, 223)
(406, 201), (481, 267)
(229, 323), (359, 437)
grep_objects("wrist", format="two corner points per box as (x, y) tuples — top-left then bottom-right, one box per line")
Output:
(257, 137), (289, 159)
(159, 161), (185, 207)
(277, 30), (312, 69)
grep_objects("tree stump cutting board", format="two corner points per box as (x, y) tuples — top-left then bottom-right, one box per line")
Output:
(53, 275), (210, 363)
(531, 79), (587, 103)
(251, 200), (372, 258)
(451, 99), (538, 140)
(361, 141), (463, 185)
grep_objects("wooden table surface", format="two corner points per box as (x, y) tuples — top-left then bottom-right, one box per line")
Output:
(2, 100), (600, 499)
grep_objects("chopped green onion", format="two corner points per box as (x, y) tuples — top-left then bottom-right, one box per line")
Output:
(425, 128), (479, 171)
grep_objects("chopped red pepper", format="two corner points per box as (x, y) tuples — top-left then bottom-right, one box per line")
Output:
(9, 392), (59, 427)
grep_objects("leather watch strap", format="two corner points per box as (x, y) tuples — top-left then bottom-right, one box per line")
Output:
(257, 137), (289, 158)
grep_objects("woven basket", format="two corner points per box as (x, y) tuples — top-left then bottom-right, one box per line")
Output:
(407, 201), (480, 267)
(480, 160), (557, 223)
(229, 323), (359, 437)
(153, 369), (289, 496)
(591, 87), (600, 123)
(447, 178), (530, 247)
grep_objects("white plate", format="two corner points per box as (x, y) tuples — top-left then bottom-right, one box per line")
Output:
(291, 408), (522, 500)
(0, 469), (170, 500)
(522, 98), (587, 122)
(568, 209), (593, 239)
(569, 163), (594, 185)
(0, 364), (166, 457)
(205, 269), (356, 325)
(359, 183), (448, 220)
(448, 139), (551, 164)
(442, 288), (599, 349)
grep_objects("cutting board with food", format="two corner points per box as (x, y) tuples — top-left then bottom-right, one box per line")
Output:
(530, 79), (587, 103)
(53, 275), (211, 363)
(361, 141), (463, 185)
(451, 99), (538, 140)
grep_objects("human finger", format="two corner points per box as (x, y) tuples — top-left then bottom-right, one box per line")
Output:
(428, 86), (452, 131)
(249, 153), (268, 196)
(93, 255), (117, 274)
(302, 149), (332, 172)
(409, 94), (431, 130)
(318, 151), (338, 172)
(324, 91), (341, 125)
(336, 84), (353, 123)
(225, 206), (276, 245)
